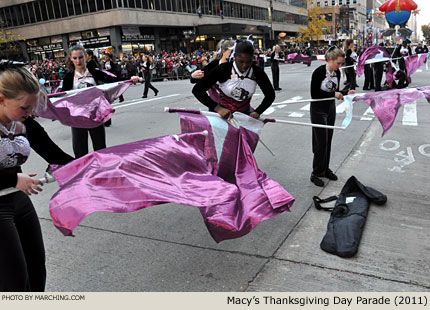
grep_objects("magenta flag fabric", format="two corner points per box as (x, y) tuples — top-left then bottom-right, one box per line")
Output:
(353, 87), (430, 136)
(287, 53), (312, 65)
(36, 81), (131, 128)
(178, 112), (294, 242)
(49, 112), (294, 242)
(405, 54), (427, 84)
(355, 46), (394, 87)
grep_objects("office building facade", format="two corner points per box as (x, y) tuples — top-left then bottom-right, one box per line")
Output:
(0, 0), (308, 60)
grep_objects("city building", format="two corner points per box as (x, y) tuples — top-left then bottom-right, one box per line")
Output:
(314, 0), (367, 44)
(0, 0), (308, 61)
(366, 0), (387, 44)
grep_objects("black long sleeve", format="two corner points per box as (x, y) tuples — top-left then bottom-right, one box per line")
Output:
(190, 60), (219, 84)
(62, 67), (126, 91)
(192, 62), (275, 114)
(0, 117), (74, 190)
(311, 64), (346, 99)
(24, 117), (74, 165)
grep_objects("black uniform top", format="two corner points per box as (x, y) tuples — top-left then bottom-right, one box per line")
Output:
(0, 117), (74, 190)
(190, 59), (219, 84)
(270, 51), (284, 66)
(192, 62), (275, 115)
(310, 64), (349, 112)
(62, 66), (123, 91)
(345, 49), (355, 66)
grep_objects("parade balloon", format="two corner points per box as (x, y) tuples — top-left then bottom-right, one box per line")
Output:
(39, 78), (46, 85)
(378, 0), (418, 37)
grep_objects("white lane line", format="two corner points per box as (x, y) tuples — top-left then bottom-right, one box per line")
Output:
(112, 94), (180, 109)
(300, 103), (310, 111)
(280, 96), (304, 104)
(336, 101), (346, 113)
(360, 107), (374, 121)
(263, 107), (276, 115)
(262, 104), (288, 115)
(289, 112), (305, 118)
(402, 102), (418, 126)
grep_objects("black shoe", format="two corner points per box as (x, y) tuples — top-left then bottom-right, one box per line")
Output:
(142, 95), (147, 98)
(310, 174), (324, 187)
(274, 88), (282, 91)
(363, 87), (369, 90)
(325, 169), (338, 181)
(119, 97), (124, 103)
(104, 119), (112, 127)
(154, 90), (158, 96)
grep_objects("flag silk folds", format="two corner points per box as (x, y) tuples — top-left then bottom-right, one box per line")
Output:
(355, 46), (394, 87)
(36, 81), (132, 128)
(50, 131), (237, 240)
(353, 87), (430, 136)
(287, 53), (312, 66)
(405, 54), (427, 84)
(178, 111), (294, 242)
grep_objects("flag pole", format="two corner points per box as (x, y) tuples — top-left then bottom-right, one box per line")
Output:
(272, 97), (337, 105)
(165, 107), (347, 130)
(0, 172), (56, 197)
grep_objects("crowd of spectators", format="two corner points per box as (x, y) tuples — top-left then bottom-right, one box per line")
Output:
(26, 44), (324, 85)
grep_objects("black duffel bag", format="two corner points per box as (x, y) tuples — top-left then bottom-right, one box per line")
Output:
(313, 176), (387, 258)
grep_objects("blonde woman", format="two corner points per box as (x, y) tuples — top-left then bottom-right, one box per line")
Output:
(309, 46), (355, 187)
(0, 63), (74, 291)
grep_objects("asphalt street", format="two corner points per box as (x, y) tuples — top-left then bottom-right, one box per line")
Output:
(23, 61), (430, 291)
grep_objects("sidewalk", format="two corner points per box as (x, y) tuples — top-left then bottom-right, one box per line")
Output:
(248, 107), (430, 291)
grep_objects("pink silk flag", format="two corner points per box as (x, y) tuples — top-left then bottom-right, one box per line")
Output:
(355, 45), (394, 87)
(177, 111), (294, 241)
(49, 112), (294, 242)
(353, 87), (430, 136)
(405, 54), (427, 84)
(36, 81), (132, 128)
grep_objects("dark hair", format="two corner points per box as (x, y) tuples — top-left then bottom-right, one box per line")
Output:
(234, 39), (254, 57)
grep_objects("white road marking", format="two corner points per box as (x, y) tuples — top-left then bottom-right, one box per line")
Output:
(289, 112), (305, 118)
(336, 101), (346, 113)
(113, 94), (180, 109)
(360, 107), (374, 120)
(300, 103), (310, 111)
(402, 103), (418, 126)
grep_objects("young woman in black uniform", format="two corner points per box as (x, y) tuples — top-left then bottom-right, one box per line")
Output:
(0, 64), (74, 291)
(270, 45), (283, 91)
(62, 45), (138, 158)
(192, 39), (275, 120)
(310, 46), (355, 187)
(140, 55), (159, 98)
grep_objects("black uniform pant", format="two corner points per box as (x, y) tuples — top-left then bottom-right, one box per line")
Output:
(271, 63), (280, 89)
(143, 73), (158, 96)
(363, 64), (374, 89)
(373, 62), (384, 90)
(310, 101), (336, 176)
(72, 125), (106, 158)
(0, 192), (46, 292)
(393, 70), (407, 89)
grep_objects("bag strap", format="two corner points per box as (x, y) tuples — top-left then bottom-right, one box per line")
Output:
(313, 195), (338, 211)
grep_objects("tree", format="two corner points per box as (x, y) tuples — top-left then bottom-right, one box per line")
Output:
(422, 24), (430, 43)
(0, 21), (25, 60)
(295, 0), (328, 44)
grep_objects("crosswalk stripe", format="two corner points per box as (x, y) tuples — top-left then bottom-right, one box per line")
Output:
(360, 107), (374, 121)
(289, 112), (305, 118)
(336, 102), (346, 114)
(300, 103), (310, 111)
(402, 103), (418, 126)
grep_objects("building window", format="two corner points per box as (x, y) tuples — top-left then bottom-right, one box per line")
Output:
(324, 1), (328, 6)
(316, 1), (320, 5)
(332, 0), (335, 5)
